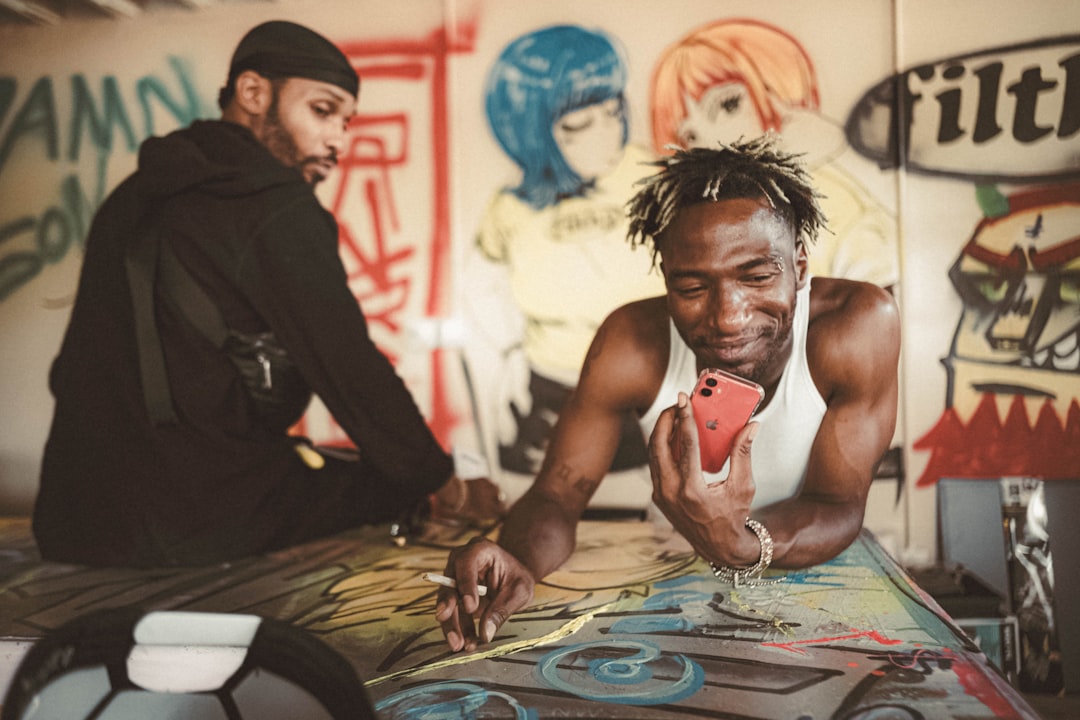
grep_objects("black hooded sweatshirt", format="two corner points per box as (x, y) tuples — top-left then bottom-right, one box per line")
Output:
(34, 120), (452, 566)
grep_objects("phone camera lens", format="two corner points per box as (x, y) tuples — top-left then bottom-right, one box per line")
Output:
(705, 378), (718, 387)
(700, 388), (712, 397)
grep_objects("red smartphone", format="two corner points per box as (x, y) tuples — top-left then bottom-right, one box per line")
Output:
(691, 368), (765, 473)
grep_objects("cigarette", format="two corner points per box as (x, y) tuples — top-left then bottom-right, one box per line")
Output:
(422, 572), (488, 597)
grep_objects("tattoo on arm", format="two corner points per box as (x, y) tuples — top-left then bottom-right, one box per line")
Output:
(554, 462), (600, 498)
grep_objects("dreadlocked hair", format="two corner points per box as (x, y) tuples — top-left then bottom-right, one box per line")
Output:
(626, 135), (826, 266)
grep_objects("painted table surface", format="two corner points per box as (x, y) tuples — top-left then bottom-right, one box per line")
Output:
(0, 517), (1038, 720)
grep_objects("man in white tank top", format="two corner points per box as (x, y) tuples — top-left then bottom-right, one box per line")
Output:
(436, 137), (900, 653)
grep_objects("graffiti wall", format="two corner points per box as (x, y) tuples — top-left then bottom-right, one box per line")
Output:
(0, 0), (466, 510)
(877, 1), (1080, 556)
(1, 0), (1078, 566)
(451, 0), (904, 519)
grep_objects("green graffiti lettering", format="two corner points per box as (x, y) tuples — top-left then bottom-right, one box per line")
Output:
(0, 59), (200, 302)
(37, 206), (71, 263)
(0, 76), (59, 174)
(0, 217), (40, 303)
(68, 74), (138, 161)
(1, 59), (203, 175)
(137, 56), (204, 134)
(0, 167), (104, 302)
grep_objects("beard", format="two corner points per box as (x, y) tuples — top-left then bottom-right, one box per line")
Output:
(262, 94), (334, 186)
(741, 310), (795, 386)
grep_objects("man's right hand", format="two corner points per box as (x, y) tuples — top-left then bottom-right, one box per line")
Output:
(435, 536), (535, 652)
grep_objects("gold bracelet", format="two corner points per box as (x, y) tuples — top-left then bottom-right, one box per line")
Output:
(709, 518), (783, 587)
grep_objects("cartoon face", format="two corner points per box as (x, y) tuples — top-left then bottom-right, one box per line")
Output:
(946, 185), (1080, 414)
(676, 82), (763, 149)
(552, 97), (626, 183)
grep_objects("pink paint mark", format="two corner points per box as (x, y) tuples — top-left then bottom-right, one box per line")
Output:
(888, 648), (933, 670)
(762, 628), (903, 655)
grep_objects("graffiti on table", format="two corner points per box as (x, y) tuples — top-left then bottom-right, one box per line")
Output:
(0, 521), (1026, 718)
(366, 533), (1014, 719)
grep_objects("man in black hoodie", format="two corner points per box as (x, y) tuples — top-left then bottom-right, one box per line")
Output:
(34, 21), (496, 567)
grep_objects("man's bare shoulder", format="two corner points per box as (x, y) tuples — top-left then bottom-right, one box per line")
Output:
(605, 296), (669, 342)
(578, 296), (670, 411)
(807, 277), (900, 395)
(807, 277), (898, 334)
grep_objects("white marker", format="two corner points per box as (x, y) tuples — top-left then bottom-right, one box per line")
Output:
(423, 572), (488, 597)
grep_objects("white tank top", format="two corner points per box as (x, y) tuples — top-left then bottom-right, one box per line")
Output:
(639, 281), (826, 509)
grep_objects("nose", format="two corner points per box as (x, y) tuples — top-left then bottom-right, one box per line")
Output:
(706, 284), (751, 334)
(326, 123), (348, 156)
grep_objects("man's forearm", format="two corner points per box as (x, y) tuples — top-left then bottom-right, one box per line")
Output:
(757, 496), (865, 569)
(497, 488), (579, 581)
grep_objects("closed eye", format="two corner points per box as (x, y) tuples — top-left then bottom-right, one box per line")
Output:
(674, 284), (707, 298)
(560, 116), (594, 133)
(743, 273), (776, 285)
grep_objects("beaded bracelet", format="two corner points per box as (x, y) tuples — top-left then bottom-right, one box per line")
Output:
(709, 518), (783, 587)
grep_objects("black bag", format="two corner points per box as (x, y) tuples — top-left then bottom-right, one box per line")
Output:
(126, 208), (306, 425)
(222, 329), (308, 422)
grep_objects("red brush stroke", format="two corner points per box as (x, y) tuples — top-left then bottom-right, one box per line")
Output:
(293, 18), (478, 448)
(761, 628), (903, 655)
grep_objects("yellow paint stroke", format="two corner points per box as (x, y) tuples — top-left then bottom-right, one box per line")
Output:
(364, 600), (619, 687)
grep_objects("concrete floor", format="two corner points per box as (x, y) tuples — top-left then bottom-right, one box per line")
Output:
(1022, 691), (1080, 719)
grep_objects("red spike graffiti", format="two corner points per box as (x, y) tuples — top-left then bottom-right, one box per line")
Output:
(915, 394), (1080, 485)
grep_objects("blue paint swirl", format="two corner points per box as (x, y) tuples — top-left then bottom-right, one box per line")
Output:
(536, 639), (704, 706)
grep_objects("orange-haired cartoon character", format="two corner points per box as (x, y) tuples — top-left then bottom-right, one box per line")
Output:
(650, 18), (899, 290)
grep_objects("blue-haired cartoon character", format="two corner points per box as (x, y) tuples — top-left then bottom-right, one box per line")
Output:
(486, 25), (630, 210)
(467, 25), (663, 487)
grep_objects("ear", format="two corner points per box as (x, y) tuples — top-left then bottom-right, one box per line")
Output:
(231, 70), (274, 117)
(794, 240), (809, 288)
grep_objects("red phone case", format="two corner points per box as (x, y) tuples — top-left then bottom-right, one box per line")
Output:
(691, 368), (765, 473)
